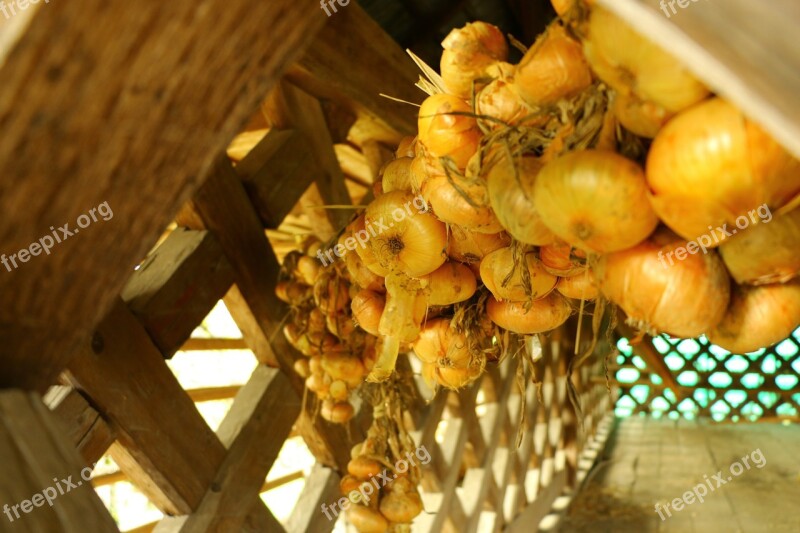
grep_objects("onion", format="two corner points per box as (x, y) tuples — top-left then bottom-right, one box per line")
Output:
(378, 273), (427, 343)
(353, 214), (392, 277)
(326, 311), (356, 340)
(340, 475), (362, 496)
(313, 271), (350, 313)
(321, 352), (365, 388)
(647, 98), (800, 243)
(476, 63), (541, 129)
(296, 255), (321, 286)
(347, 505), (389, 533)
(515, 23), (593, 107)
(440, 21), (508, 98)
(480, 247), (557, 302)
(583, 6), (709, 113)
(381, 157), (414, 193)
(418, 94), (481, 169)
(420, 261), (477, 306)
(486, 151), (556, 245)
(435, 364), (483, 390)
(345, 247), (385, 292)
(556, 268), (599, 300)
(293, 358), (310, 378)
(396, 136), (417, 158)
(539, 240), (586, 277)
(486, 292), (572, 334)
(421, 171), (503, 233)
(348, 456), (383, 480)
(708, 281), (800, 353)
(613, 92), (672, 139)
(412, 318), (470, 366)
(321, 400), (354, 424)
(351, 289), (385, 336)
(365, 191), (448, 278)
(379, 481), (423, 523)
(720, 206), (800, 285)
(534, 150), (658, 253)
(329, 380), (349, 402)
(447, 224), (510, 265)
(596, 229), (731, 337)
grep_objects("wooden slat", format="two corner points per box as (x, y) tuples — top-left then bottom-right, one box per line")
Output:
(180, 338), (249, 352)
(598, 0), (800, 159)
(222, 285), (280, 367)
(285, 463), (340, 533)
(122, 228), (235, 358)
(185, 385), (242, 403)
(67, 300), (227, 515)
(291, 3), (422, 137)
(154, 366), (296, 532)
(45, 386), (116, 465)
(0, 391), (118, 532)
(0, 0), (326, 391)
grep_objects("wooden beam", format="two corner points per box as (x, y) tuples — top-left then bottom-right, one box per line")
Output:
(155, 366), (298, 532)
(222, 285), (280, 367)
(67, 300), (227, 515)
(0, 0), (326, 391)
(180, 338), (249, 352)
(122, 228), (235, 358)
(285, 463), (340, 533)
(293, 3), (423, 137)
(45, 386), (116, 465)
(0, 390), (118, 532)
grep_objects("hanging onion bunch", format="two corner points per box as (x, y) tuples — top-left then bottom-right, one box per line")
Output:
(440, 21), (509, 98)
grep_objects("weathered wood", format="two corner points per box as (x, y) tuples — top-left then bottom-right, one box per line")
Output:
(222, 285), (279, 367)
(67, 300), (227, 515)
(0, 390), (118, 532)
(598, 0), (800, 159)
(0, 0), (326, 391)
(122, 228), (235, 358)
(286, 463), (340, 533)
(155, 366), (295, 532)
(180, 338), (249, 352)
(45, 386), (116, 465)
(294, 3), (423, 137)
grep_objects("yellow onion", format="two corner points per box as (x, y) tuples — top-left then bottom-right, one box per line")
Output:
(486, 151), (556, 245)
(380, 478), (423, 523)
(329, 380), (349, 402)
(352, 214), (392, 277)
(275, 281), (312, 306)
(596, 229), (731, 337)
(583, 6), (709, 113)
(321, 400), (354, 424)
(351, 289), (385, 336)
(480, 247), (557, 302)
(539, 240), (586, 277)
(295, 255), (321, 286)
(365, 190), (447, 278)
(534, 149), (658, 253)
(421, 170), (503, 234)
(348, 456), (383, 480)
(313, 272), (350, 313)
(321, 352), (365, 389)
(345, 246), (385, 292)
(708, 281), (800, 353)
(515, 23), (593, 107)
(551, 0), (594, 16)
(326, 311), (356, 340)
(347, 505), (389, 533)
(447, 224), (510, 265)
(613, 92), (672, 139)
(719, 206), (800, 285)
(418, 94), (481, 169)
(293, 358), (310, 378)
(476, 63), (542, 129)
(440, 21), (508, 98)
(381, 157), (414, 193)
(647, 98), (800, 243)
(420, 261), (477, 306)
(396, 136), (417, 158)
(306, 373), (330, 398)
(412, 318), (471, 366)
(556, 268), (599, 300)
(486, 292), (572, 334)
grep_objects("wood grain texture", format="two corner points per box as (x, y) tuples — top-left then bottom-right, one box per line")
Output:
(45, 386), (116, 465)
(597, 0), (800, 158)
(0, 0), (325, 390)
(0, 390), (118, 532)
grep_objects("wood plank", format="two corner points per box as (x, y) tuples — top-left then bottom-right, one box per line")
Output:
(67, 299), (227, 515)
(180, 338), (249, 352)
(0, 0), (326, 391)
(122, 228), (235, 358)
(285, 463), (340, 533)
(0, 390), (118, 532)
(155, 366), (296, 532)
(45, 386), (116, 465)
(292, 3), (423, 137)
(222, 285), (279, 367)
(597, 0), (800, 159)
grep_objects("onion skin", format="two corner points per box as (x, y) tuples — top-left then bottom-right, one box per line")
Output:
(557, 268), (599, 300)
(440, 21), (508, 98)
(447, 224), (510, 265)
(412, 318), (470, 366)
(421, 173), (503, 234)
(540, 240), (586, 277)
(351, 289), (385, 336)
(708, 281), (800, 353)
(720, 206), (800, 285)
(418, 94), (481, 169)
(515, 24), (593, 107)
(486, 152), (556, 245)
(534, 150), (658, 253)
(381, 157), (414, 193)
(613, 92), (672, 139)
(596, 230), (731, 338)
(647, 98), (800, 243)
(583, 6), (709, 113)
(480, 247), (557, 302)
(486, 292), (572, 334)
